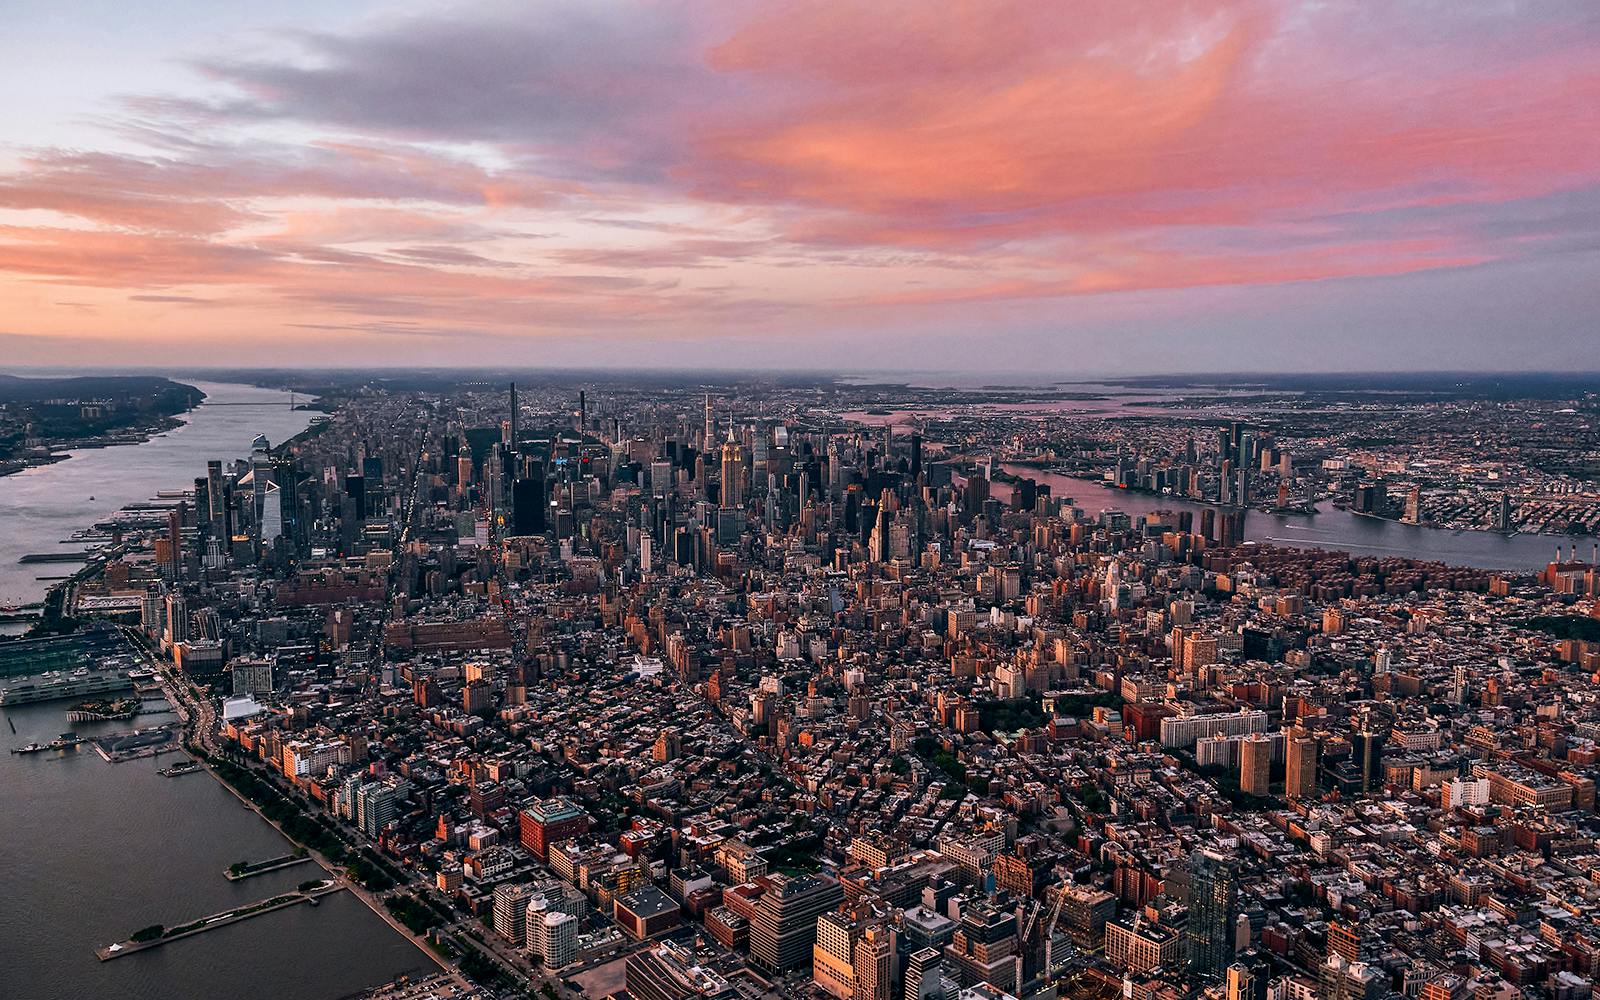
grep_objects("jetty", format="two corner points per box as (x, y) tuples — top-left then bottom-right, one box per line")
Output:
(96, 882), (343, 960)
(224, 854), (315, 881)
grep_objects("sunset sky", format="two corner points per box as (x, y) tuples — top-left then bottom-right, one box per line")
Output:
(1, 0), (1596, 373)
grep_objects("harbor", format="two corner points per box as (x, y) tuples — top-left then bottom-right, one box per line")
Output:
(0, 382), (426, 1000)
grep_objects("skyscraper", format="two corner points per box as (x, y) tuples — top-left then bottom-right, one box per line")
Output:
(1240, 733), (1272, 797)
(1286, 730), (1319, 800)
(748, 872), (843, 975)
(206, 460), (225, 527)
(1184, 849), (1239, 977)
(721, 426), (745, 511)
(1353, 724), (1386, 795)
(512, 475), (547, 536)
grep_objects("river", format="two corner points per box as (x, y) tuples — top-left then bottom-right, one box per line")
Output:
(0, 381), (430, 1000)
(1000, 465), (1570, 572)
(0, 699), (431, 1000)
(0, 381), (318, 610)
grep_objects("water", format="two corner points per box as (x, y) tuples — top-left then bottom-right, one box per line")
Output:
(0, 381), (430, 999)
(1001, 466), (1567, 571)
(0, 699), (431, 1000)
(0, 381), (317, 608)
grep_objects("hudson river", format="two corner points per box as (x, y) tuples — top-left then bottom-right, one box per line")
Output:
(0, 382), (428, 1000)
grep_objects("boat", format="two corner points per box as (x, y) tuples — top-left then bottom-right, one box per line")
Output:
(11, 743), (46, 754)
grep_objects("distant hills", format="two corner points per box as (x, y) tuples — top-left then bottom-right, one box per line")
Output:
(0, 374), (203, 405)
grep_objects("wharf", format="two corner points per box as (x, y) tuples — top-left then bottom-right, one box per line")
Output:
(96, 882), (344, 960)
(225, 854), (315, 881)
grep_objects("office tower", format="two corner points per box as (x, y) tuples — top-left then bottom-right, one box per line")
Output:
(141, 587), (164, 634)
(943, 898), (1021, 997)
(1403, 485), (1422, 524)
(512, 476), (547, 536)
(345, 474), (366, 521)
(193, 477), (210, 533)
(457, 445), (473, 488)
(1495, 493), (1513, 532)
(871, 488), (892, 562)
(1286, 730), (1319, 799)
(814, 911), (858, 998)
(206, 460), (225, 527)
(1240, 733), (1272, 796)
(1353, 724), (1385, 794)
(910, 432), (923, 480)
(509, 382), (518, 447)
(493, 882), (534, 948)
(1184, 849), (1238, 976)
(1201, 508), (1216, 542)
(164, 593), (189, 648)
(853, 923), (896, 1000)
(166, 507), (182, 577)
(721, 428), (745, 511)
(905, 947), (943, 1000)
(356, 782), (395, 837)
(749, 872), (844, 975)
(578, 390), (586, 432)
(704, 394), (714, 451)
(260, 481), (282, 544)
(1236, 467), (1250, 508)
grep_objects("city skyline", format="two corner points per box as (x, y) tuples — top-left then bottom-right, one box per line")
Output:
(2, 0), (1598, 371)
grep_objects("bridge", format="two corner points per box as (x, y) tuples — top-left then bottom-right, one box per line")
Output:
(199, 394), (301, 407)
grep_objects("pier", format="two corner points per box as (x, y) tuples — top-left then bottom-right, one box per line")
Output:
(96, 882), (343, 960)
(224, 854), (316, 881)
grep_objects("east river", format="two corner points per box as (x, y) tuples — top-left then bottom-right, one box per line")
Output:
(0, 383), (428, 1000)
(1000, 465), (1573, 572)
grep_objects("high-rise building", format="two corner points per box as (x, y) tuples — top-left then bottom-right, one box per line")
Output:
(1240, 733), (1272, 797)
(356, 782), (395, 838)
(1286, 731), (1319, 800)
(749, 872), (844, 975)
(853, 923), (896, 1000)
(904, 946), (944, 1000)
(1353, 725), (1386, 795)
(494, 882), (534, 948)
(943, 898), (1021, 996)
(512, 475), (547, 536)
(814, 911), (858, 999)
(163, 593), (189, 648)
(532, 909), (578, 968)
(206, 460), (225, 527)
(721, 430), (745, 510)
(1184, 849), (1239, 977)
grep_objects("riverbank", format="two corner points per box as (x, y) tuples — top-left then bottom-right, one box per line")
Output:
(0, 381), (318, 610)
(997, 463), (1565, 571)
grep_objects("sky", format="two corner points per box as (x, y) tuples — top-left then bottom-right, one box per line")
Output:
(0, 0), (1597, 374)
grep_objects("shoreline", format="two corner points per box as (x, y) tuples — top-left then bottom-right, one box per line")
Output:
(0, 388), (328, 481)
(1023, 466), (1594, 543)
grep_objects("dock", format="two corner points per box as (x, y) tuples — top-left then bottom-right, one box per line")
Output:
(96, 882), (344, 960)
(225, 854), (315, 881)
